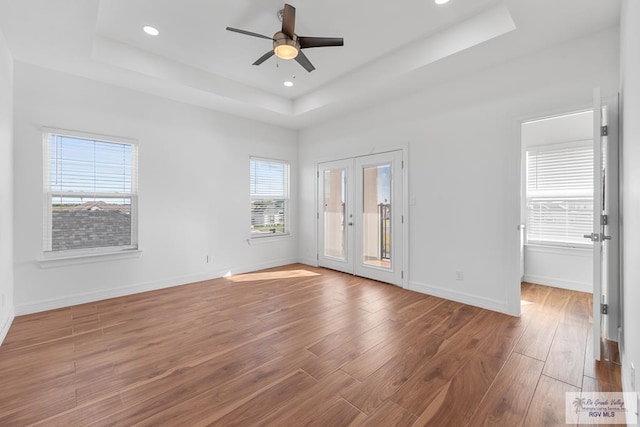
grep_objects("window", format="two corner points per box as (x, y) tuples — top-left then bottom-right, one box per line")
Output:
(43, 129), (138, 254)
(525, 141), (593, 247)
(250, 157), (290, 237)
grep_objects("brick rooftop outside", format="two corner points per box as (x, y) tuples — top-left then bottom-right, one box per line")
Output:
(52, 210), (131, 251)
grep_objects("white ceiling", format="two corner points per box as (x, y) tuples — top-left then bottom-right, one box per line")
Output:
(0, 0), (621, 129)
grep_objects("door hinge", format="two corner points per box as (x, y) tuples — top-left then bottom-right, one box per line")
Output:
(601, 214), (608, 226)
(401, 215), (404, 224)
(317, 171), (319, 178)
(601, 303), (608, 315)
(401, 271), (404, 279)
(317, 212), (319, 220)
(316, 253), (319, 261)
(601, 125), (608, 136)
(401, 160), (404, 169)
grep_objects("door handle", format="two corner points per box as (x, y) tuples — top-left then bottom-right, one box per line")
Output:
(602, 235), (612, 240)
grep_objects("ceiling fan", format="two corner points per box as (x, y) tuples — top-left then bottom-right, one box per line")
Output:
(226, 3), (344, 72)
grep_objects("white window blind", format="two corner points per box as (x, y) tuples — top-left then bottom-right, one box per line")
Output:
(526, 141), (593, 246)
(43, 129), (138, 253)
(250, 157), (290, 237)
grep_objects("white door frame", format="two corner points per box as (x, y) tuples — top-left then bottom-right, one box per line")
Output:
(514, 93), (620, 359)
(314, 146), (409, 289)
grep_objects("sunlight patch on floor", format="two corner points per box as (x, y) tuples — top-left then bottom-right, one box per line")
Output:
(229, 269), (320, 282)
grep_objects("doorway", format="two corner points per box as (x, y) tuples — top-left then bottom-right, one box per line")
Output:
(317, 150), (404, 286)
(519, 93), (620, 361)
(520, 110), (595, 293)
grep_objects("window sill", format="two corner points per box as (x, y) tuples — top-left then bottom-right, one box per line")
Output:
(524, 243), (592, 254)
(247, 234), (292, 245)
(38, 249), (143, 268)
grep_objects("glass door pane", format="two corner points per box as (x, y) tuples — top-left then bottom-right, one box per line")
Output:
(318, 151), (402, 285)
(323, 169), (346, 260)
(362, 163), (392, 269)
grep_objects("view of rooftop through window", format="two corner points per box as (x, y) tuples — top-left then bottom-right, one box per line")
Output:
(45, 132), (137, 252)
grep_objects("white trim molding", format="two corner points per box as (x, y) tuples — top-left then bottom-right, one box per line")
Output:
(16, 258), (299, 315)
(523, 274), (592, 293)
(38, 249), (143, 268)
(408, 280), (510, 315)
(0, 307), (15, 347)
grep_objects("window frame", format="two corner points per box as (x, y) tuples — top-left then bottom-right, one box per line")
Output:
(42, 127), (139, 257)
(249, 156), (291, 239)
(525, 139), (593, 249)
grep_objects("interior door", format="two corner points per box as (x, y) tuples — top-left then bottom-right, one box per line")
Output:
(318, 151), (404, 286)
(586, 88), (607, 361)
(317, 159), (353, 274)
(585, 89), (621, 362)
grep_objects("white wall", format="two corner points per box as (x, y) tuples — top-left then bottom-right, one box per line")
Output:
(12, 63), (298, 314)
(299, 28), (619, 315)
(0, 28), (14, 343)
(620, 0), (640, 403)
(521, 111), (593, 293)
(523, 246), (592, 292)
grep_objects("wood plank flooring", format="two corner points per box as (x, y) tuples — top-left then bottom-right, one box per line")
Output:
(0, 266), (622, 426)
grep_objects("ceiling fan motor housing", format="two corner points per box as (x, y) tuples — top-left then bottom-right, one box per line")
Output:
(273, 32), (299, 59)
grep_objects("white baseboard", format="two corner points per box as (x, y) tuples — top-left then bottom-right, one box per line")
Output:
(215, 258), (301, 277)
(523, 274), (592, 293)
(408, 281), (510, 314)
(15, 258), (299, 316)
(620, 355), (639, 421)
(0, 307), (15, 346)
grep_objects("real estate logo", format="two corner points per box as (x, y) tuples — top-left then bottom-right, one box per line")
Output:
(565, 392), (637, 424)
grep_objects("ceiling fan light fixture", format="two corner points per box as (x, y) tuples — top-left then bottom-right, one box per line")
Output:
(226, 4), (342, 72)
(273, 32), (299, 60)
(434, 0), (450, 4)
(274, 44), (298, 59)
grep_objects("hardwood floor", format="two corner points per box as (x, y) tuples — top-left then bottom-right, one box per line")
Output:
(0, 266), (622, 426)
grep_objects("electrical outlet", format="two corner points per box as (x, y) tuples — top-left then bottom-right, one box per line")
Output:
(206, 255), (213, 264)
(456, 270), (464, 281)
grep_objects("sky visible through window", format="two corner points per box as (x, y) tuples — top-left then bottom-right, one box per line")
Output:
(377, 165), (391, 204)
(328, 164), (391, 206)
(250, 159), (287, 198)
(49, 134), (133, 205)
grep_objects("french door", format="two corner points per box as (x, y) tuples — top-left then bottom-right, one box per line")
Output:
(317, 151), (404, 286)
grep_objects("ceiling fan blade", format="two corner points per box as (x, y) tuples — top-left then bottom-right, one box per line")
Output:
(294, 50), (315, 72)
(226, 27), (273, 40)
(253, 50), (275, 66)
(282, 4), (296, 39)
(299, 37), (344, 49)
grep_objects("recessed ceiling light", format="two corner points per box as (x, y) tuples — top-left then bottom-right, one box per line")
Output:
(435, 0), (450, 4)
(143, 25), (159, 36)
(283, 81), (294, 87)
